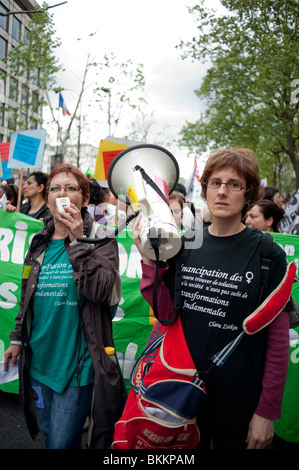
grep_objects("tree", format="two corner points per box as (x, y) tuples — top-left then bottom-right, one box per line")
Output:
(1, 2), (61, 131)
(177, 0), (299, 191)
(46, 50), (147, 165)
(93, 52), (147, 137)
(46, 51), (97, 164)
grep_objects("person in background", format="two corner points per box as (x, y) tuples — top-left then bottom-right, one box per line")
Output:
(133, 148), (292, 449)
(169, 191), (185, 229)
(263, 186), (284, 209)
(87, 178), (107, 224)
(0, 182), (5, 199)
(99, 183), (126, 226)
(245, 199), (285, 233)
(1, 183), (23, 207)
(6, 171), (49, 220)
(174, 182), (195, 229)
(4, 163), (126, 449)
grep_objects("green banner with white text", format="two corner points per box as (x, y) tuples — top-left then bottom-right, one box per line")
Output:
(270, 233), (299, 443)
(0, 211), (43, 393)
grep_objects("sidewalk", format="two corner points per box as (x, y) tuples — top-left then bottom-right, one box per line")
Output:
(0, 390), (45, 449)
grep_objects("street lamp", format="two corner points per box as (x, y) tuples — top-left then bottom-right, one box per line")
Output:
(101, 87), (111, 135)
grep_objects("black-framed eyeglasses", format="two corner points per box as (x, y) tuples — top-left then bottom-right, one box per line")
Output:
(204, 178), (247, 191)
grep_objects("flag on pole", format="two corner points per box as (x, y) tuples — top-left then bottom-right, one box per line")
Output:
(59, 92), (71, 116)
(185, 156), (201, 202)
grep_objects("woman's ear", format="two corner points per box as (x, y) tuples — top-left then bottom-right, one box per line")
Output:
(37, 184), (44, 195)
(266, 216), (274, 228)
(82, 194), (90, 207)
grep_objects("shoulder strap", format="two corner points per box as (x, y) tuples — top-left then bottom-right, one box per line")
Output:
(258, 232), (273, 305)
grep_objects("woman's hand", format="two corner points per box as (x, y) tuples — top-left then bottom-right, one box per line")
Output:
(57, 203), (84, 242)
(246, 413), (274, 449)
(132, 213), (156, 267)
(4, 344), (21, 371)
(5, 202), (17, 213)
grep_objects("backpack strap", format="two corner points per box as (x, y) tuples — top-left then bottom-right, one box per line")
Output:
(258, 232), (273, 305)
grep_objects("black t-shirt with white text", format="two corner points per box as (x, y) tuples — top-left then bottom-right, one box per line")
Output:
(165, 226), (289, 438)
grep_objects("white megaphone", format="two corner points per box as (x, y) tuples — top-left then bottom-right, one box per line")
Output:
(107, 144), (182, 260)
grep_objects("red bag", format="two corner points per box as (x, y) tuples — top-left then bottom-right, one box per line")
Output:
(112, 317), (205, 449)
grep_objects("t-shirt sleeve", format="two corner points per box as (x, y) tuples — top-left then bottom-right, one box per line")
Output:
(140, 261), (178, 324)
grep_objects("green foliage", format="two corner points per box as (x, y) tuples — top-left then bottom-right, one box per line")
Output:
(177, 0), (299, 192)
(1, 2), (61, 130)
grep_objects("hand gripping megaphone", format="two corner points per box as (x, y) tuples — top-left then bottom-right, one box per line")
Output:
(107, 144), (182, 260)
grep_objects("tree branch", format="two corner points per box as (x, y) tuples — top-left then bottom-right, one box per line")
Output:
(0, 2), (67, 16)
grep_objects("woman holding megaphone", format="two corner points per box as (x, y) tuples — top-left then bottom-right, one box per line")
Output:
(133, 148), (293, 450)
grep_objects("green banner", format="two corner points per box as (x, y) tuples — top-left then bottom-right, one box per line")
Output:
(0, 211), (43, 393)
(271, 233), (299, 443)
(110, 227), (157, 389)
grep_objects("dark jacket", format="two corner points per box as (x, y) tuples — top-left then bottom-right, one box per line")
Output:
(20, 202), (50, 220)
(9, 208), (127, 448)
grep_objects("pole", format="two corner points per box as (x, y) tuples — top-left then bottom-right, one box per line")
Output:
(17, 168), (24, 212)
(56, 95), (60, 155)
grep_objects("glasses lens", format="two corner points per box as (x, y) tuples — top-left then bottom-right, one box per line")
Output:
(227, 181), (242, 191)
(49, 186), (59, 192)
(207, 178), (220, 188)
(65, 186), (79, 192)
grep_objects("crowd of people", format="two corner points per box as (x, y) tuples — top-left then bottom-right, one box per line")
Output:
(1, 149), (299, 450)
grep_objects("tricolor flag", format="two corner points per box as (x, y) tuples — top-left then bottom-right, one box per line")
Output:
(185, 156), (201, 202)
(59, 92), (71, 116)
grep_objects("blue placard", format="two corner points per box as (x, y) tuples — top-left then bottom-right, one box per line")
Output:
(0, 160), (12, 180)
(8, 129), (46, 169)
(13, 134), (40, 166)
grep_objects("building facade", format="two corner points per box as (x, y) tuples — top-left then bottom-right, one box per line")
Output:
(0, 0), (42, 143)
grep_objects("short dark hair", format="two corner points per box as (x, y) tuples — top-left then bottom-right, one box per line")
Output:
(263, 186), (279, 201)
(255, 199), (284, 232)
(89, 179), (104, 204)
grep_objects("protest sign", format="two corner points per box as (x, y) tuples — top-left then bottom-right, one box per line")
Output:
(7, 129), (46, 170)
(272, 232), (299, 443)
(0, 142), (12, 180)
(94, 138), (129, 185)
(93, 137), (140, 186)
(280, 189), (299, 235)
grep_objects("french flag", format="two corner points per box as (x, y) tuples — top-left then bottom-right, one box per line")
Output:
(59, 92), (71, 116)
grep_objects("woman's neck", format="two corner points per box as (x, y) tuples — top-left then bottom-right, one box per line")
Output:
(28, 194), (45, 213)
(208, 218), (246, 237)
(52, 219), (70, 239)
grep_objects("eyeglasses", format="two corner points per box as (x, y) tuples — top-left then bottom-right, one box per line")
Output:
(47, 184), (83, 194)
(204, 178), (247, 192)
(273, 195), (282, 200)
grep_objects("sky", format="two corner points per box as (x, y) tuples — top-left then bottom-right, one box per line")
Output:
(43, 0), (226, 179)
